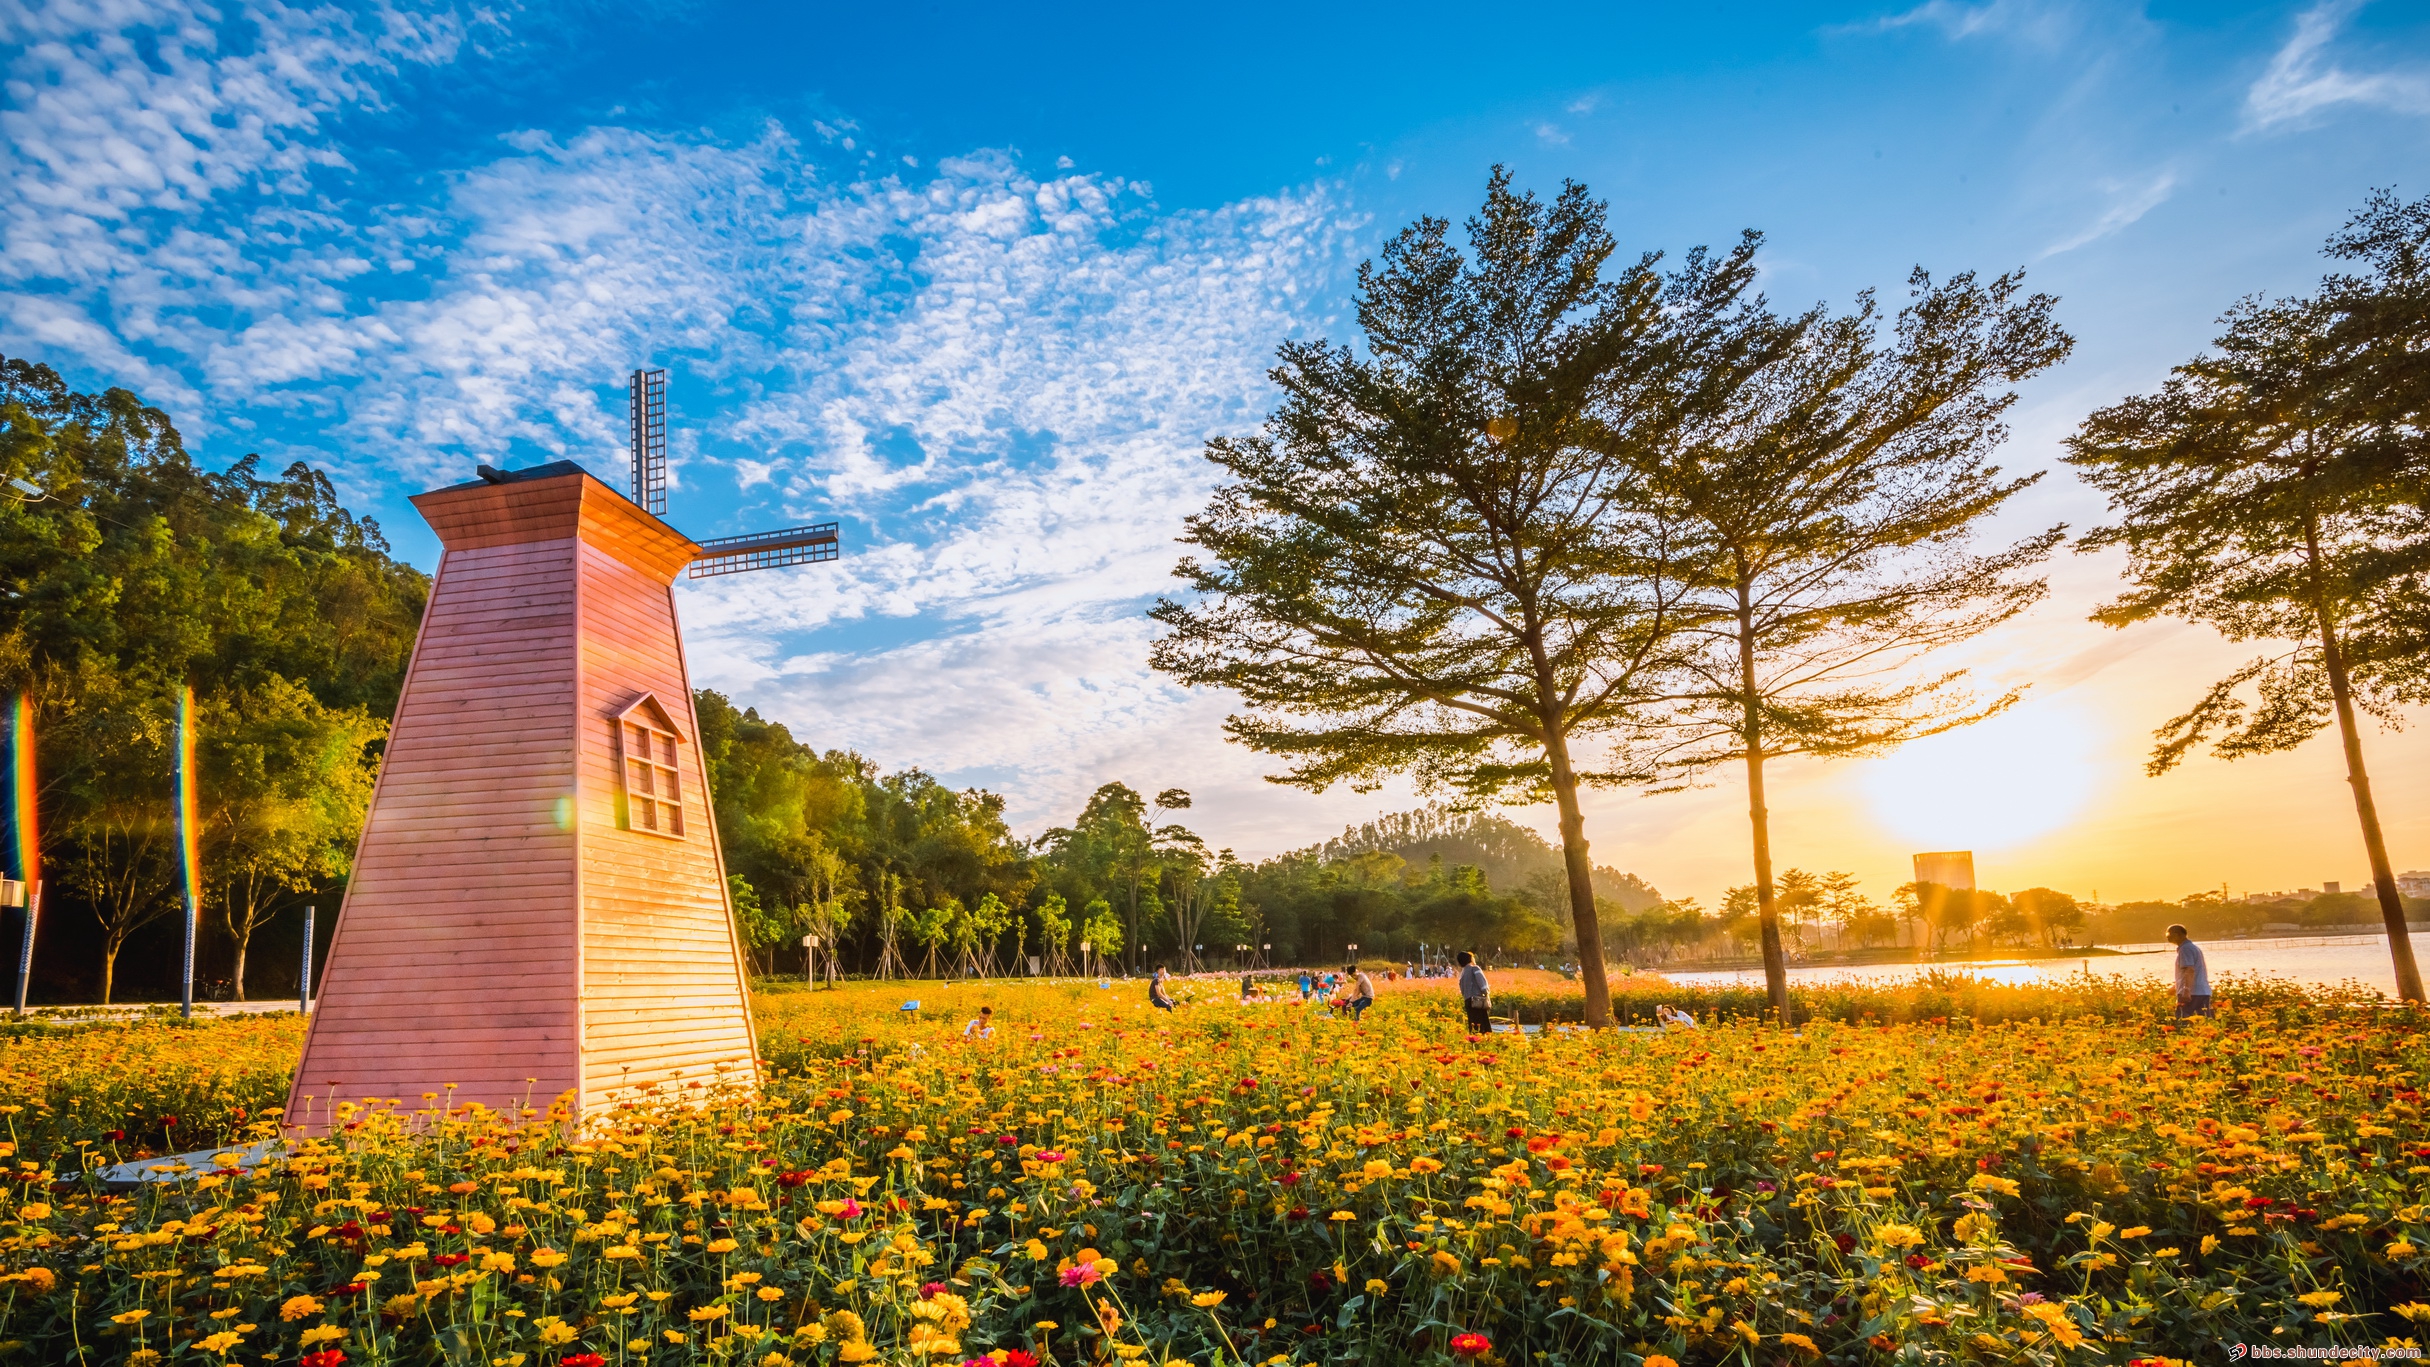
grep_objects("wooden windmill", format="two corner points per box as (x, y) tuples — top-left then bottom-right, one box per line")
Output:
(286, 370), (838, 1130)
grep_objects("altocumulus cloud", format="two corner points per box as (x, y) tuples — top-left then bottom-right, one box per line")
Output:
(1, 0), (1369, 834)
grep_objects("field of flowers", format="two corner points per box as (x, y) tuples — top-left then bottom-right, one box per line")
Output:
(0, 974), (2422, 1366)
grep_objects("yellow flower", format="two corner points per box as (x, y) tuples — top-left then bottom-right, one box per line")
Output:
(2120, 1226), (2152, 1238)
(110, 1309), (150, 1326)
(1646, 1357), (1680, 1367)
(1328, 1210), (1355, 1222)
(1779, 1333), (1820, 1356)
(1364, 1279), (1388, 1297)
(529, 1248), (568, 1269)
(1874, 1224), (1924, 1249)
(199, 1331), (245, 1355)
(1409, 1157), (1444, 1174)
(2201, 1235), (2220, 1255)
(758, 1287), (785, 1302)
(2299, 1291), (2344, 1309)
(300, 1327), (349, 1347)
(690, 1305), (730, 1322)
(15, 1203), (49, 1221)
(280, 1295), (326, 1321)
(838, 1346), (878, 1364)
(540, 1322), (580, 1345)
(1192, 1291), (1227, 1308)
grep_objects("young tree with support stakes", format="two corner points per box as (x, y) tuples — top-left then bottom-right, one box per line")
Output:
(2065, 191), (2430, 1002)
(1151, 170), (1714, 1029)
(1638, 256), (2073, 1023)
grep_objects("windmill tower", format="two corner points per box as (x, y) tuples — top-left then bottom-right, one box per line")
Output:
(286, 370), (838, 1131)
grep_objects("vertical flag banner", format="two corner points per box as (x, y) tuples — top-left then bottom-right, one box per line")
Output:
(176, 685), (201, 1017)
(5, 695), (33, 888)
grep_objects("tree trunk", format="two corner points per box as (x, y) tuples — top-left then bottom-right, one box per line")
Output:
(1542, 727), (1612, 1029)
(1738, 590), (1792, 1025)
(100, 940), (119, 1005)
(230, 927), (248, 1002)
(2308, 520), (2424, 1001)
(2303, 573), (2420, 1000)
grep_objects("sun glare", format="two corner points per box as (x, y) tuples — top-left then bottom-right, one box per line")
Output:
(1858, 702), (2101, 853)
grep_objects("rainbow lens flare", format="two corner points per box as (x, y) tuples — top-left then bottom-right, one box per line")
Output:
(176, 685), (200, 910)
(5, 694), (33, 888)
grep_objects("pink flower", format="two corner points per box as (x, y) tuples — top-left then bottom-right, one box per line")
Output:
(837, 1198), (863, 1219)
(1059, 1263), (1103, 1288)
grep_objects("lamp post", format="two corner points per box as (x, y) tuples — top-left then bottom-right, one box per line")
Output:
(299, 905), (315, 1014)
(1, 879), (30, 1018)
(802, 934), (819, 988)
(1081, 940), (1092, 979)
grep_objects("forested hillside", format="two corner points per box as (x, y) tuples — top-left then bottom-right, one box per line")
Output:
(0, 357), (426, 1001)
(0, 355), (1672, 997)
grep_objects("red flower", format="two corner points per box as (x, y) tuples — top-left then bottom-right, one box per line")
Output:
(430, 1253), (469, 1267)
(1279, 1171), (1303, 1187)
(1504, 1127), (1525, 1139)
(776, 1171), (812, 1188)
(1450, 1331), (1492, 1358)
(300, 1353), (348, 1367)
(1000, 1352), (1041, 1367)
(335, 1281), (369, 1295)
(921, 1281), (946, 1299)
(563, 1355), (607, 1367)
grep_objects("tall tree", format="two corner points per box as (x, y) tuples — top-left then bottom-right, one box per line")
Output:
(201, 676), (383, 998)
(1150, 170), (1713, 1028)
(1640, 260), (2072, 1021)
(2065, 191), (2430, 1002)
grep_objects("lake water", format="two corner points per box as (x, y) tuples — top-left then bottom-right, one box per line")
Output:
(1658, 933), (2416, 996)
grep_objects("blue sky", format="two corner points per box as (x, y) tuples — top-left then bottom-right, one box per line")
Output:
(6, 0), (2429, 904)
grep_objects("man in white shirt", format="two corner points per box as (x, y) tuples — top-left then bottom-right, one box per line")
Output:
(2167, 924), (2212, 1018)
(1342, 964), (1376, 1021)
(963, 1005), (996, 1039)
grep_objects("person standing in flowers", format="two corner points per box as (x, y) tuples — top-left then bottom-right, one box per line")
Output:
(2168, 924), (2213, 1018)
(1457, 950), (1491, 1033)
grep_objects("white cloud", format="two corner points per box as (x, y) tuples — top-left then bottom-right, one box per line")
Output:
(0, 0), (1367, 838)
(2039, 171), (2176, 257)
(1853, 0), (2076, 48)
(2246, 0), (2430, 130)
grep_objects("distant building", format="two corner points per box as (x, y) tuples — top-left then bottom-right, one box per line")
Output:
(1912, 851), (1976, 891)
(2324, 881), (2341, 896)
(2400, 871), (2430, 900)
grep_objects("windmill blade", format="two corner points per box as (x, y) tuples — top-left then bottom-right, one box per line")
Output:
(688, 523), (840, 578)
(629, 368), (668, 515)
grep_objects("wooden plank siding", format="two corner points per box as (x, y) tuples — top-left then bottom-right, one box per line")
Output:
(286, 468), (758, 1131)
(573, 538), (757, 1107)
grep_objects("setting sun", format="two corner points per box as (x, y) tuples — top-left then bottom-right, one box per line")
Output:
(1858, 701), (2103, 853)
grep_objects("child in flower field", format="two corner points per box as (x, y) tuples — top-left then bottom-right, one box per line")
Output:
(962, 1006), (996, 1039)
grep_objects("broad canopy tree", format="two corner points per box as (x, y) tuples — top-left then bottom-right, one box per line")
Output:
(2066, 189), (2430, 1001)
(1151, 171), (1715, 1028)
(1640, 258), (2073, 1021)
